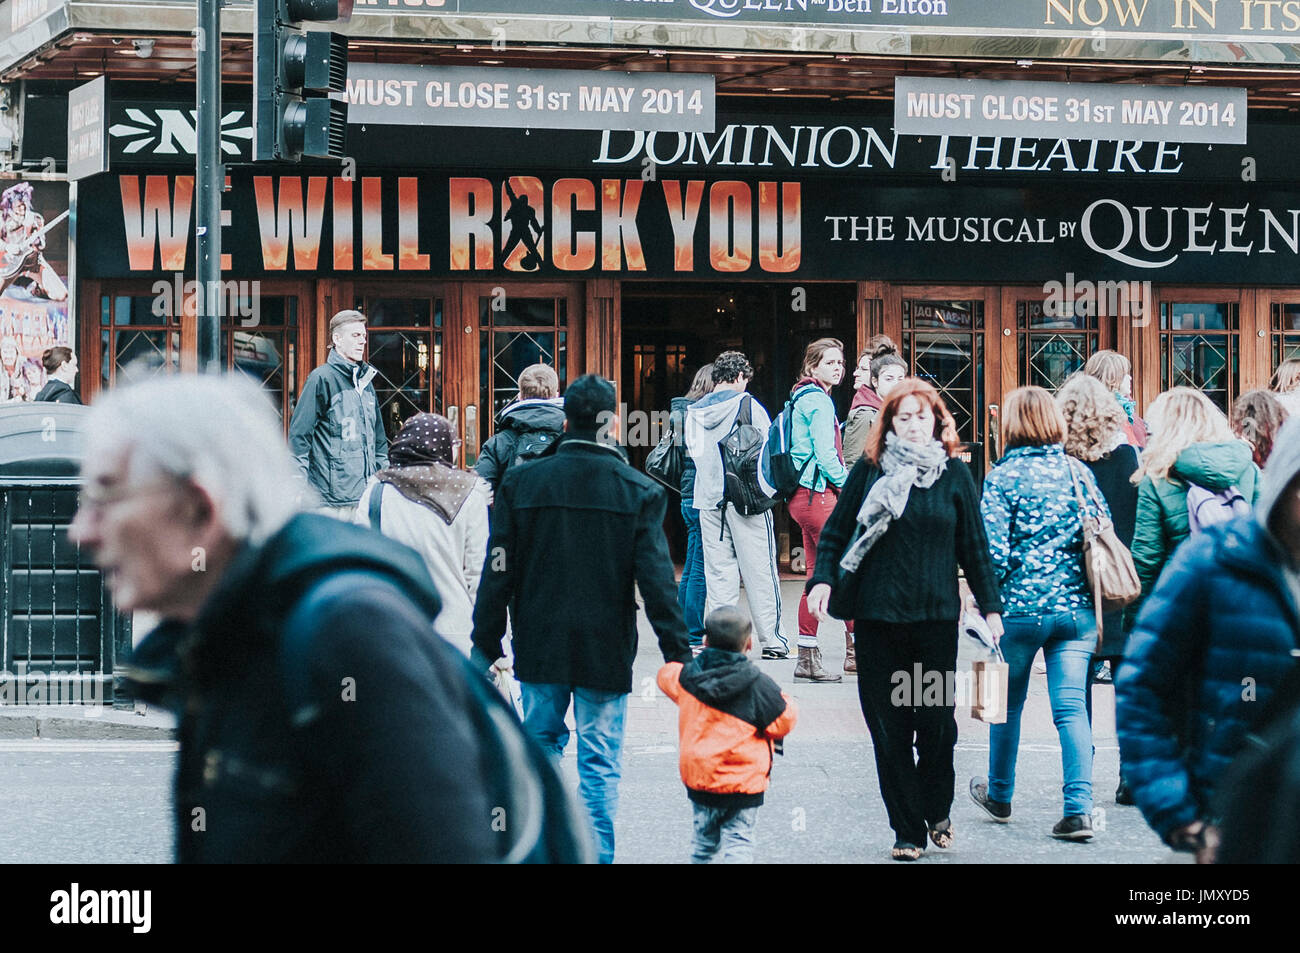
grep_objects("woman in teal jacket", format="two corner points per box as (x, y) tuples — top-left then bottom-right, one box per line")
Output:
(787, 337), (851, 682)
(1130, 387), (1260, 609)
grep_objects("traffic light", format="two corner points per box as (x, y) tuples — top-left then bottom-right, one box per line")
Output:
(254, 0), (351, 161)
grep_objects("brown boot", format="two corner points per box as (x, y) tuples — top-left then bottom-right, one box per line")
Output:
(794, 646), (842, 683)
(844, 631), (857, 675)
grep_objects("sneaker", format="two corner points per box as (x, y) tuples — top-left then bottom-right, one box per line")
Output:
(761, 644), (791, 660)
(968, 777), (1011, 823)
(1051, 814), (1094, 841)
(1115, 778), (1135, 806)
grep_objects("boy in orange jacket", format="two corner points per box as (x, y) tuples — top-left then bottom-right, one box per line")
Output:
(657, 606), (798, 863)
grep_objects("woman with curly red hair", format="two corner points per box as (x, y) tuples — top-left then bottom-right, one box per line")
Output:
(806, 378), (1003, 860)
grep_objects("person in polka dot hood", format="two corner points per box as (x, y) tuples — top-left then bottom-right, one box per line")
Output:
(355, 413), (489, 656)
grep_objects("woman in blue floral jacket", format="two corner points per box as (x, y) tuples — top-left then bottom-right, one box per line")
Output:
(971, 386), (1112, 842)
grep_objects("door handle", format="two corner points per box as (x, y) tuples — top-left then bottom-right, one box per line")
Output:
(988, 403), (1000, 463)
(464, 405), (478, 467)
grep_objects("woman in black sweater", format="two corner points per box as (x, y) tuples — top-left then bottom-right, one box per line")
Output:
(1056, 372), (1139, 805)
(807, 379), (1003, 861)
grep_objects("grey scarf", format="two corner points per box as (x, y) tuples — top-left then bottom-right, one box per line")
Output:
(839, 432), (949, 574)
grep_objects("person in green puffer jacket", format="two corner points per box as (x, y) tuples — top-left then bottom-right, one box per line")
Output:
(1130, 387), (1260, 610)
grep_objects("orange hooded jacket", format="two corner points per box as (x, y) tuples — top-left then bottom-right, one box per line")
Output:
(658, 652), (798, 807)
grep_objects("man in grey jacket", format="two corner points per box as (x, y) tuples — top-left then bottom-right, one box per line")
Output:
(288, 310), (390, 516)
(685, 351), (789, 660)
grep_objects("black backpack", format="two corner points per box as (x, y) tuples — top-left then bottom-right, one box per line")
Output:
(718, 396), (778, 519)
(282, 560), (594, 864)
(512, 428), (558, 469)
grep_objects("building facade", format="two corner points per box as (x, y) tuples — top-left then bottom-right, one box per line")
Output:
(3, 1), (1300, 558)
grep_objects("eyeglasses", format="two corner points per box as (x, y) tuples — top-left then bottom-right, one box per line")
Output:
(77, 480), (178, 515)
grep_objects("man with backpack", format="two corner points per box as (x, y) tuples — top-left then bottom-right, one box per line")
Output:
(472, 374), (692, 864)
(70, 374), (577, 862)
(685, 351), (791, 660)
(475, 363), (565, 497)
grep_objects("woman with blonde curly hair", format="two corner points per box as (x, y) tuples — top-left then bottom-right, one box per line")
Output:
(1129, 388), (1258, 609)
(1057, 372), (1139, 805)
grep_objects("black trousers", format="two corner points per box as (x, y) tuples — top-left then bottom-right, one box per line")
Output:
(856, 619), (959, 847)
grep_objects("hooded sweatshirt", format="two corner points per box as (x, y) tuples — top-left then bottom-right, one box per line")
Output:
(685, 389), (773, 511)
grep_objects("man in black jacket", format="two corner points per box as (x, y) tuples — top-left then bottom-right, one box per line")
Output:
(71, 373), (496, 863)
(472, 374), (692, 863)
(34, 346), (80, 404)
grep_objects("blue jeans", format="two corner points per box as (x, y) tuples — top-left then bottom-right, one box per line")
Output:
(691, 803), (759, 864)
(988, 608), (1095, 817)
(520, 683), (629, 864)
(679, 500), (706, 646)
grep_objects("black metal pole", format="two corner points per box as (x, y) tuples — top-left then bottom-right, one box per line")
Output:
(196, 0), (222, 373)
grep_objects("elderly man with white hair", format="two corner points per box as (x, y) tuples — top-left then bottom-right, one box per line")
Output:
(70, 373), (496, 863)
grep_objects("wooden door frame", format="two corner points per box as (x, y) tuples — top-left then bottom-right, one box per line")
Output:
(458, 281), (586, 456)
(996, 282), (1110, 394)
(1251, 287), (1300, 391)
(84, 277), (313, 415)
(1143, 286), (1252, 413)
(886, 283), (1000, 470)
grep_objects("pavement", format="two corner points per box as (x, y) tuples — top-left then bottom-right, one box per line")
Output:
(0, 580), (1183, 863)
(595, 580), (1180, 864)
(0, 703), (176, 739)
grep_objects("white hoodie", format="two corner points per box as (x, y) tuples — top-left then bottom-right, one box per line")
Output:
(685, 389), (773, 510)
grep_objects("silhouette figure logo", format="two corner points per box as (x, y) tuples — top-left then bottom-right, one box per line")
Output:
(502, 180), (545, 271)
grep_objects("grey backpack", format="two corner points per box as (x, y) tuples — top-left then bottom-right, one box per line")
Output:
(1186, 482), (1251, 533)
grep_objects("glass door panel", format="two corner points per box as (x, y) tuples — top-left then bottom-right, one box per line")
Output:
(222, 295), (297, 423)
(478, 296), (569, 449)
(902, 298), (984, 444)
(354, 295), (445, 443)
(1160, 301), (1239, 413)
(1015, 298), (1098, 393)
(99, 293), (182, 391)
(1272, 302), (1300, 380)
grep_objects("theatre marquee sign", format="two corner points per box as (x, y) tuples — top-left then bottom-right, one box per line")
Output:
(78, 171), (1300, 285)
(365, 1), (1300, 41)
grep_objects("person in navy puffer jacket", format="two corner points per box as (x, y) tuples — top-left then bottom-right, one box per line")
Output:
(1116, 417), (1300, 862)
